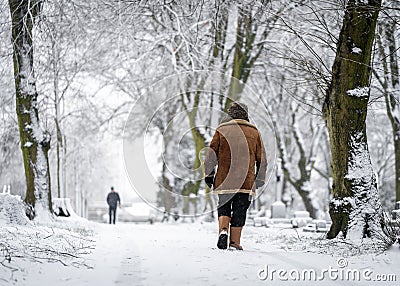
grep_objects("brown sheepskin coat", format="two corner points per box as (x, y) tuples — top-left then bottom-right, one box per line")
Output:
(204, 119), (267, 195)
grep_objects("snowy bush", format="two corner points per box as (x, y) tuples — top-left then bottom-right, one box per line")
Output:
(0, 194), (31, 225)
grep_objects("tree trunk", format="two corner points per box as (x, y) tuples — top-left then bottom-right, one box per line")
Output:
(323, 0), (383, 240)
(180, 86), (207, 205)
(189, 119), (206, 192)
(159, 131), (176, 214)
(224, 5), (255, 111)
(55, 119), (64, 198)
(52, 31), (66, 199)
(160, 165), (175, 214)
(381, 21), (400, 203)
(9, 0), (53, 218)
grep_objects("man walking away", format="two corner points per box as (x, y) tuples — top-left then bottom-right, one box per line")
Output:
(107, 186), (121, 224)
(204, 102), (267, 250)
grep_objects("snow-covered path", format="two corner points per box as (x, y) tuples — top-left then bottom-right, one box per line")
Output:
(21, 222), (400, 286)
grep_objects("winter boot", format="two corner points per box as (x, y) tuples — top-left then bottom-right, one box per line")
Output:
(229, 226), (243, 250)
(217, 216), (231, 249)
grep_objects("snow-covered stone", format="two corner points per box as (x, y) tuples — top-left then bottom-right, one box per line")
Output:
(291, 211), (313, 227)
(271, 201), (286, 218)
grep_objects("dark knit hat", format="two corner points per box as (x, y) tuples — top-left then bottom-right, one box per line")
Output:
(227, 102), (249, 121)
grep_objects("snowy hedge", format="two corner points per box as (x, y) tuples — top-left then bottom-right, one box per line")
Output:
(0, 193), (31, 225)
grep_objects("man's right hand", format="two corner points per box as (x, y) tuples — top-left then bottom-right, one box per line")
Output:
(205, 176), (214, 189)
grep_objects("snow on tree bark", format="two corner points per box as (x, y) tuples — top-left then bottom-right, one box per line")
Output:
(9, 0), (53, 218)
(323, 0), (384, 240)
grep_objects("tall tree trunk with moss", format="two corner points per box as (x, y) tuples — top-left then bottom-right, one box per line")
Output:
(323, 0), (383, 240)
(9, 0), (53, 219)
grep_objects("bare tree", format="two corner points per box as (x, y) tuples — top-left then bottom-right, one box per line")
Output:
(265, 75), (325, 218)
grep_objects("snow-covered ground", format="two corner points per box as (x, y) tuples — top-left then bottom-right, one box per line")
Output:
(2, 219), (399, 286)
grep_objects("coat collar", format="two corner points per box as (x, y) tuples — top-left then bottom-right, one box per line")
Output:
(217, 119), (257, 129)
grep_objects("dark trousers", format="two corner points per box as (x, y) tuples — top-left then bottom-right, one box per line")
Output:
(109, 206), (117, 224)
(217, 193), (252, 227)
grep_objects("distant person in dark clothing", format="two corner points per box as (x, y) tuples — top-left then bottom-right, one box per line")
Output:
(161, 211), (169, 223)
(107, 186), (121, 224)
